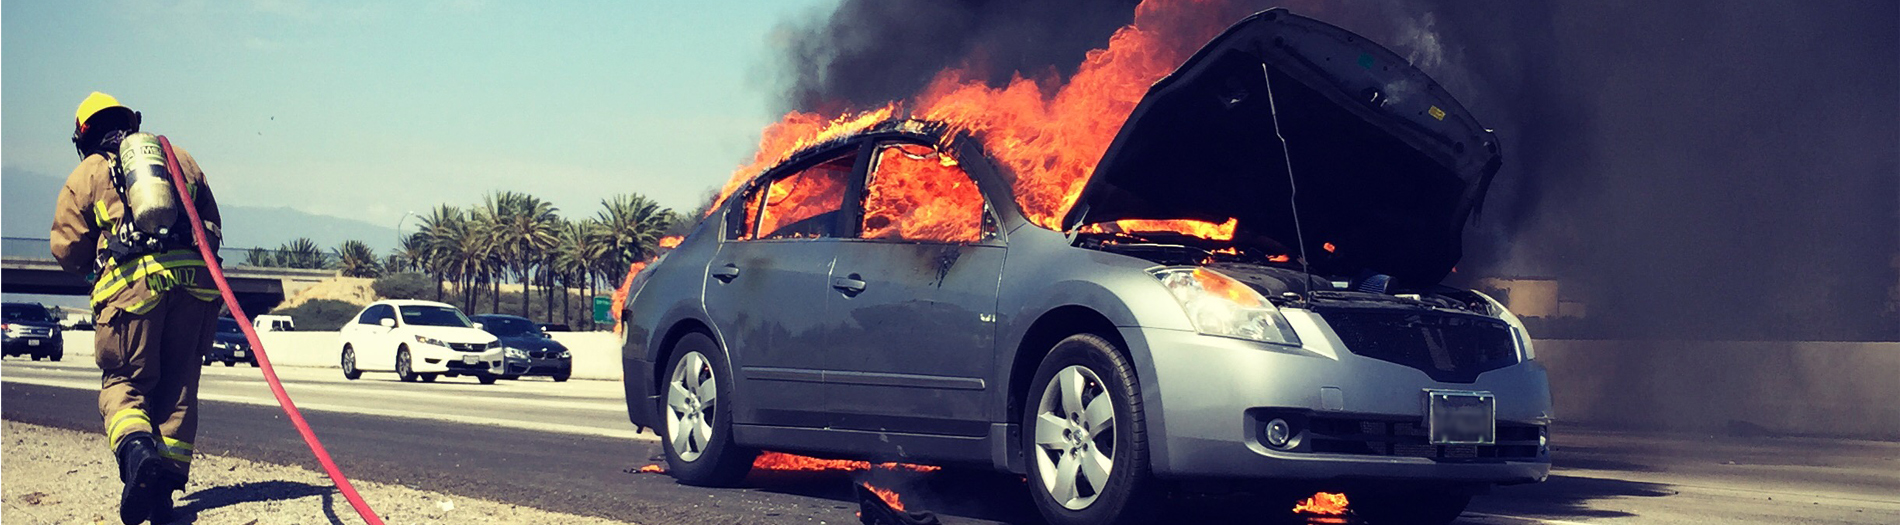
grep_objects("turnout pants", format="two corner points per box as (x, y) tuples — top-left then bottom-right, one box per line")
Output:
(97, 291), (218, 479)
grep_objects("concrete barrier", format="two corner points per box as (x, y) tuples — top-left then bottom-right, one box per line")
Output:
(1537, 339), (1900, 440)
(52, 330), (625, 381)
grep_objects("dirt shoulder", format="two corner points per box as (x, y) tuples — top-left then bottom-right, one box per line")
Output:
(0, 420), (636, 525)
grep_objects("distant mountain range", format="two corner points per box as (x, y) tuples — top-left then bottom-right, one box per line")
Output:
(4, 166), (399, 256)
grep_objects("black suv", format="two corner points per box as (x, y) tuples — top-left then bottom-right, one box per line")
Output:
(206, 317), (259, 367)
(3, 302), (65, 361)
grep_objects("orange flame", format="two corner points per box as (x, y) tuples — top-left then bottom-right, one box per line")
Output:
(862, 143), (987, 243)
(1322, 242), (1336, 253)
(637, 464), (665, 474)
(705, 0), (1238, 241)
(1292, 491), (1350, 515)
(658, 235), (683, 249)
(1080, 218), (1238, 241)
(751, 451), (941, 473)
(862, 482), (907, 512)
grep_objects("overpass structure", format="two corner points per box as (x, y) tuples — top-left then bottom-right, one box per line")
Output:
(2, 255), (334, 314)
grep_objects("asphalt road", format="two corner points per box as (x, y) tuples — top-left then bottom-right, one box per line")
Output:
(4, 357), (1898, 524)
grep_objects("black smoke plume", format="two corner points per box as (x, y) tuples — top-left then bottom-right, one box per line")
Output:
(773, 0), (1900, 341)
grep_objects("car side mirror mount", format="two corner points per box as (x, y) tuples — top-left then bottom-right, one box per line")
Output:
(379, 318), (395, 328)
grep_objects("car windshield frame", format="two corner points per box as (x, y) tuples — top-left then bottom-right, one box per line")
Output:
(397, 305), (474, 328)
(2, 304), (54, 322)
(478, 317), (542, 338)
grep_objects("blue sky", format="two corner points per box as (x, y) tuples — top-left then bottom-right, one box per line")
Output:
(4, 0), (835, 229)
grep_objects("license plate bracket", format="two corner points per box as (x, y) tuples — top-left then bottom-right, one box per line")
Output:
(1425, 390), (1495, 445)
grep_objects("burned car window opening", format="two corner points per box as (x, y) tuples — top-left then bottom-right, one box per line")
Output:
(861, 142), (989, 244)
(753, 153), (854, 241)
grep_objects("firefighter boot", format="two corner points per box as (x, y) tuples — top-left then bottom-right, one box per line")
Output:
(148, 470), (186, 524)
(115, 432), (166, 525)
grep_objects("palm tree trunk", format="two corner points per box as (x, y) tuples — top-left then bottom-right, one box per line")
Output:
(520, 255), (531, 318)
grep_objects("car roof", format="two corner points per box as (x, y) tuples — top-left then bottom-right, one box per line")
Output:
(471, 314), (528, 321)
(374, 299), (456, 308)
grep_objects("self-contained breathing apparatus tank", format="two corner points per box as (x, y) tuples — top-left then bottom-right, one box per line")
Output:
(108, 133), (196, 258)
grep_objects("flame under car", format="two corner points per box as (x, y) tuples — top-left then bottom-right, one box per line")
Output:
(621, 9), (1549, 525)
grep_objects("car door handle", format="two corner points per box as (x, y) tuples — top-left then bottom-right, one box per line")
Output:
(832, 274), (866, 294)
(712, 264), (741, 283)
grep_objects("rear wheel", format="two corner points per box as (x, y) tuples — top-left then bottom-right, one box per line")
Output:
(48, 352), (61, 362)
(341, 346), (362, 380)
(660, 332), (754, 486)
(421, 374), (438, 383)
(223, 359), (235, 367)
(396, 347), (417, 382)
(31, 354), (42, 361)
(1353, 490), (1472, 525)
(1022, 334), (1158, 525)
(478, 375), (497, 385)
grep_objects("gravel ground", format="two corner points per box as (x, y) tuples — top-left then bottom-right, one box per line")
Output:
(0, 420), (638, 525)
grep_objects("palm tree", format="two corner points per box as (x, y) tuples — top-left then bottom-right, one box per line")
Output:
(414, 206), (463, 301)
(243, 247), (276, 267)
(484, 191), (561, 319)
(554, 219), (608, 328)
(596, 194), (675, 275)
(331, 240), (381, 278)
(278, 238), (326, 269)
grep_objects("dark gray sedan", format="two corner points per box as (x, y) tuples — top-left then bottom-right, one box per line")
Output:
(621, 9), (1549, 525)
(471, 314), (572, 381)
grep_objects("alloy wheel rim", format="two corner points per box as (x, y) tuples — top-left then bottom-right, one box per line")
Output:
(344, 349), (355, 372)
(398, 351), (410, 376)
(665, 351), (717, 462)
(1034, 365), (1117, 510)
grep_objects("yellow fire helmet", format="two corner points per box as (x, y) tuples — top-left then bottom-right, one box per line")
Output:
(75, 91), (132, 127)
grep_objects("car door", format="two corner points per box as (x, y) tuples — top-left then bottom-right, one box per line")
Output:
(823, 141), (1006, 437)
(342, 306), (379, 370)
(702, 145), (865, 429)
(364, 305), (399, 371)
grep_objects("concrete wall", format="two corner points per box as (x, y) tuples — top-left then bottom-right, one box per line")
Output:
(1537, 339), (1900, 440)
(53, 331), (626, 381)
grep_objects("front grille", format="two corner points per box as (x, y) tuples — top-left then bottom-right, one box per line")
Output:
(1304, 416), (1542, 461)
(448, 342), (488, 352)
(528, 349), (562, 359)
(23, 328), (51, 337)
(1320, 309), (1518, 383)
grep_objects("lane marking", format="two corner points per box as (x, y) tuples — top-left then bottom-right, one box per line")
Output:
(1463, 511), (1597, 525)
(4, 363), (624, 412)
(4, 376), (658, 442)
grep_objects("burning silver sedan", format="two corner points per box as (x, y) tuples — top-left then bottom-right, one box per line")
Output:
(620, 8), (1547, 525)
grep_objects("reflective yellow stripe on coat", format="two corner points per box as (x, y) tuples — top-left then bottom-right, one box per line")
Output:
(90, 249), (215, 311)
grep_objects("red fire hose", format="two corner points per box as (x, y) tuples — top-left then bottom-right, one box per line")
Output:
(158, 136), (384, 524)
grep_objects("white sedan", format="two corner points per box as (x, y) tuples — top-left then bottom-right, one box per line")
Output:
(338, 300), (504, 384)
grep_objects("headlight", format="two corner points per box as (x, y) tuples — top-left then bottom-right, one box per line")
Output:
(214, 341), (229, 349)
(414, 335), (447, 347)
(505, 348), (528, 359)
(1470, 291), (1535, 360)
(557, 349), (571, 359)
(1151, 267), (1301, 347)
(486, 341), (502, 349)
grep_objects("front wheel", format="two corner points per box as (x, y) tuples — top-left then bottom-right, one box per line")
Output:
(223, 359), (235, 367)
(478, 375), (497, 385)
(421, 374), (439, 383)
(1353, 491), (1472, 525)
(1022, 334), (1159, 525)
(341, 346), (362, 380)
(396, 347), (418, 382)
(552, 372), (569, 382)
(660, 332), (754, 486)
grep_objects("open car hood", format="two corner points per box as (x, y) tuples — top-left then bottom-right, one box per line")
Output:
(1065, 9), (1502, 286)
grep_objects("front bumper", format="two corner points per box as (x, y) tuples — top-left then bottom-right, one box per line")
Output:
(502, 356), (571, 377)
(1129, 323), (1552, 485)
(3, 334), (60, 353)
(414, 346), (503, 374)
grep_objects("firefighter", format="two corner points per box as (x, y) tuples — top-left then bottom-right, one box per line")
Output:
(50, 92), (223, 525)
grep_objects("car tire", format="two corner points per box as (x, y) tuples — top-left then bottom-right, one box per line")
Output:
(341, 345), (362, 380)
(223, 359), (235, 367)
(1021, 333), (1159, 525)
(659, 332), (755, 487)
(1352, 491), (1472, 525)
(478, 375), (498, 385)
(203, 354), (213, 366)
(552, 373), (569, 382)
(421, 374), (438, 383)
(31, 354), (43, 361)
(49, 352), (62, 362)
(249, 359), (259, 368)
(396, 346), (418, 382)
